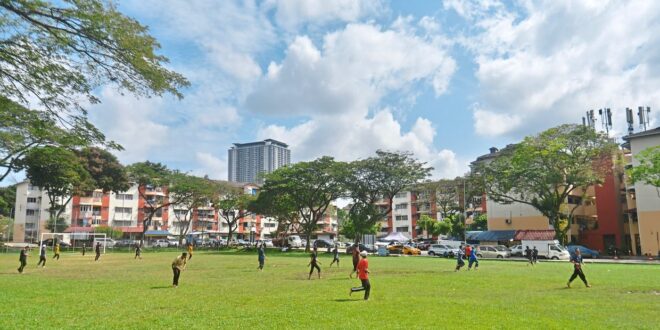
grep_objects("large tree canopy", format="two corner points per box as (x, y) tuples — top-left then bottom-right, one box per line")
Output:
(76, 147), (129, 193)
(473, 124), (616, 243)
(0, 0), (189, 118)
(628, 145), (660, 198)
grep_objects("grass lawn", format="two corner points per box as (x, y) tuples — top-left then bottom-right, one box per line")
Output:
(0, 249), (658, 329)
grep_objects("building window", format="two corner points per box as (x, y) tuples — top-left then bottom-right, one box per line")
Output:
(395, 203), (408, 210)
(395, 192), (407, 198)
(117, 194), (133, 200)
(27, 197), (37, 203)
(26, 209), (36, 216)
(395, 215), (408, 221)
(92, 191), (104, 198)
(396, 226), (408, 233)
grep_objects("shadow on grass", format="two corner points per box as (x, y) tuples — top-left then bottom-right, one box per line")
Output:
(334, 299), (360, 302)
(150, 286), (172, 290)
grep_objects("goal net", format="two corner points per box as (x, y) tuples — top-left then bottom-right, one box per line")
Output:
(40, 232), (108, 254)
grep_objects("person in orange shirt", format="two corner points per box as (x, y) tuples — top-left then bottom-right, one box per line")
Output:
(350, 251), (371, 300)
(465, 245), (472, 260)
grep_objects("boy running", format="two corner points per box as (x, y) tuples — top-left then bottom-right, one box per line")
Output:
(455, 246), (465, 271)
(187, 243), (193, 260)
(525, 246), (533, 266)
(257, 243), (266, 271)
(53, 243), (60, 260)
(330, 245), (340, 267)
(82, 243), (86, 256)
(37, 244), (47, 267)
(134, 243), (142, 259)
(532, 247), (538, 264)
(350, 244), (360, 278)
(349, 251), (371, 300)
(18, 246), (29, 273)
(171, 252), (187, 287)
(308, 251), (321, 279)
(468, 246), (479, 270)
(567, 248), (591, 288)
(94, 242), (101, 261)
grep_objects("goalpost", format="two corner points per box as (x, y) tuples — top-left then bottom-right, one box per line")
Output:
(40, 232), (108, 254)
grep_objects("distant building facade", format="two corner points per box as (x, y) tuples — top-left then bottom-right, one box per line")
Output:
(228, 139), (291, 184)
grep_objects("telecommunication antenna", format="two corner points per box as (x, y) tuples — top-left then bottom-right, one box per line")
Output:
(585, 110), (596, 128)
(626, 107), (634, 134)
(638, 106), (652, 131)
(598, 108), (612, 135)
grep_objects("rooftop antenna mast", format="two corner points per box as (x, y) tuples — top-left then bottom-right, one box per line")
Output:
(638, 106), (652, 131)
(625, 107), (634, 135)
(584, 109), (596, 129)
(598, 108), (612, 135)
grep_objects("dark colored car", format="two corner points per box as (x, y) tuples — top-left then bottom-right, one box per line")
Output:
(313, 239), (335, 248)
(566, 245), (600, 258)
(345, 243), (376, 254)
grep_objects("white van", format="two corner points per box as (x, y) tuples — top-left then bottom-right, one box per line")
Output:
(521, 240), (570, 260)
(93, 238), (116, 248)
(287, 235), (302, 248)
(438, 240), (463, 249)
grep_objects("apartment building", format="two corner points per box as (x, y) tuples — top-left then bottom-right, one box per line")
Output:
(13, 182), (73, 243)
(228, 139), (291, 184)
(622, 127), (660, 256)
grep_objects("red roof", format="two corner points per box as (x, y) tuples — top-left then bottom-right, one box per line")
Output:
(514, 230), (555, 241)
(116, 226), (144, 233)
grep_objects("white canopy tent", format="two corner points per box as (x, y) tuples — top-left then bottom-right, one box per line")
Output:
(380, 232), (411, 242)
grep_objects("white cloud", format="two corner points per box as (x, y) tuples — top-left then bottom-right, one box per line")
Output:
(459, 0), (660, 137)
(246, 23), (456, 117)
(194, 152), (228, 180)
(265, 0), (385, 31)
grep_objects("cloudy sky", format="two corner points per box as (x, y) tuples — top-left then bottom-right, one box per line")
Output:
(79, 0), (660, 181)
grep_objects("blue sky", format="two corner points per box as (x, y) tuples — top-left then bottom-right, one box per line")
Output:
(11, 0), (658, 184)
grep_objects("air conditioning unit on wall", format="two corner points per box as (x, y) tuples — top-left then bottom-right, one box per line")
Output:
(505, 218), (512, 224)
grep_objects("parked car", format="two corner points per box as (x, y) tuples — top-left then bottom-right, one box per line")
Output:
(494, 245), (512, 257)
(40, 239), (71, 248)
(415, 239), (433, 251)
(256, 239), (274, 248)
(476, 245), (509, 258)
(153, 239), (169, 248)
(236, 239), (251, 246)
(387, 243), (421, 255)
(313, 239), (335, 248)
(168, 240), (180, 247)
(566, 245), (600, 258)
(93, 238), (116, 248)
(510, 245), (524, 257)
(346, 243), (376, 254)
(428, 244), (456, 257)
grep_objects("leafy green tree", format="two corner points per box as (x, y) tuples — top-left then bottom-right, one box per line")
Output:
(214, 184), (256, 246)
(0, 0), (188, 118)
(343, 151), (431, 243)
(45, 217), (69, 233)
(431, 220), (451, 237)
(0, 98), (113, 183)
(22, 146), (93, 234)
(169, 175), (215, 245)
(417, 214), (437, 239)
(0, 214), (13, 240)
(627, 146), (660, 198)
(261, 157), (347, 251)
(76, 147), (130, 193)
(473, 124), (616, 244)
(338, 205), (379, 242)
(250, 186), (300, 244)
(0, 184), (16, 217)
(469, 213), (488, 231)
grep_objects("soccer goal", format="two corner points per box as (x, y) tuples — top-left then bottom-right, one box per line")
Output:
(40, 232), (108, 254)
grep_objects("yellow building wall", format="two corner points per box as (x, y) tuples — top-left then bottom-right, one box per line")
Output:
(13, 224), (25, 243)
(488, 216), (549, 231)
(637, 211), (660, 256)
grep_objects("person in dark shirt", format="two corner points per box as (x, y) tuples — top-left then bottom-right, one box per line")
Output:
(135, 243), (142, 259)
(94, 243), (101, 261)
(567, 248), (591, 288)
(525, 246), (533, 266)
(330, 245), (340, 267)
(532, 247), (539, 264)
(82, 243), (86, 256)
(37, 244), (47, 267)
(257, 243), (266, 271)
(455, 246), (465, 271)
(308, 251), (321, 279)
(350, 244), (360, 278)
(18, 246), (29, 273)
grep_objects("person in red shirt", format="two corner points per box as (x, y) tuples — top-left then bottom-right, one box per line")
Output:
(465, 245), (472, 259)
(350, 251), (371, 300)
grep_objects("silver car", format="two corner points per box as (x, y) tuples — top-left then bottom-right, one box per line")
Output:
(476, 245), (509, 258)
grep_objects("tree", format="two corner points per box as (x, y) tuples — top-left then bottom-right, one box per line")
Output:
(628, 145), (660, 198)
(415, 178), (463, 219)
(343, 151), (432, 243)
(261, 157), (347, 251)
(0, 184), (16, 217)
(169, 175), (215, 245)
(125, 162), (194, 244)
(338, 205), (379, 242)
(0, 214), (12, 241)
(473, 124), (617, 244)
(469, 213), (488, 231)
(22, 146), (93, 234)
(250, 186), (300, 245)
(45, 216), (69, 233)
(0, 0), (188, 119)
(417, 214), (437, 239)
(214, 184), (255, 246)
(0, 97), (113, 183)
(76, 147), (130, 193)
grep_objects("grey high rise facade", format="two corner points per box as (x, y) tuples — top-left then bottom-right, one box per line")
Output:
(228, 139), (291, 184)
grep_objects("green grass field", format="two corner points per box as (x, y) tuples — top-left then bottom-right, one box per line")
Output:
(1, 249), (658, 329)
